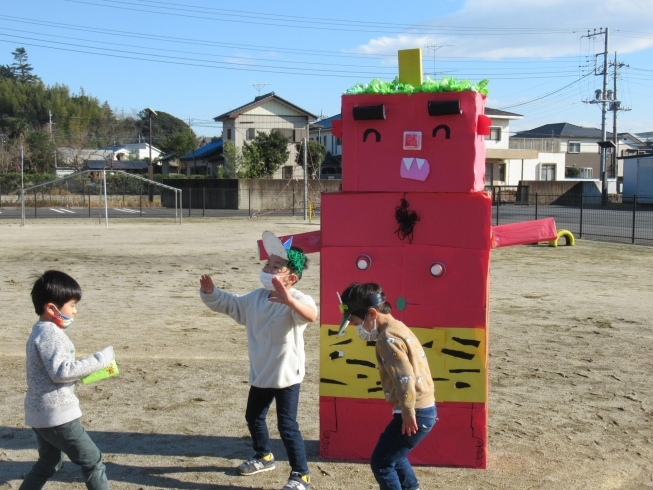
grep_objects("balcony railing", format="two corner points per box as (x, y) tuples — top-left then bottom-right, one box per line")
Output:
(509, 138), (561, 153)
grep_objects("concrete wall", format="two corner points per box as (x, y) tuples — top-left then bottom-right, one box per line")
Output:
(238, 179), (341, 211)
(520, 180), (602, 204)
(161, 178), (341, 210)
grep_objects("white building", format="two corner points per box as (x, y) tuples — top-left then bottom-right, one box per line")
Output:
(57, 143), (162, 169)
(483, 108), (565, 185)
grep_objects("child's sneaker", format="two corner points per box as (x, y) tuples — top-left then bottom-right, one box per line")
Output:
(237, 453), (276, 475)
(282, 471), (310, 490)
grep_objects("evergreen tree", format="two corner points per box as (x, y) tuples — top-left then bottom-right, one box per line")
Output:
(11, 47), (39, 83)
(240, 130), (290, 178)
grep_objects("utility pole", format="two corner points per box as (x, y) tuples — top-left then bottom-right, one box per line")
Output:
(49, 110), (57, 169)
(610, 52), (630, 184)
(145, 108), (157, 202)
(582, 28), (609, 204)
(189, 117), (196, 176)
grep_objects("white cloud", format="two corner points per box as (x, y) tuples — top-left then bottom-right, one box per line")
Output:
(353, 0), (653, 59)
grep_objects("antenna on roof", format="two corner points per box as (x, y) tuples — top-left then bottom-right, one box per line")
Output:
(251, 82), (271, 97)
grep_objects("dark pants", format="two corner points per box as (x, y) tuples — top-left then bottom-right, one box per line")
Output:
(370, 405), (437, 490)
(19, 418), (109, 490)
(245, 383), (309, 475)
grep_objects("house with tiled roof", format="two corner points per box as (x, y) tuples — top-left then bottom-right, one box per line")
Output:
(512, 123), (643, 184)
(214, 92), (317, 180)
(178, 138), (224, 176)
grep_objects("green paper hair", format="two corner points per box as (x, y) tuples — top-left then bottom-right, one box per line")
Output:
(345, 76), (489, 96)
(286, 249), (306, 277)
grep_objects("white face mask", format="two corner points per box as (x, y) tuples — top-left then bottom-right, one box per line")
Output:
(259, 271), (288, 291)
(356, 317), (379, 342)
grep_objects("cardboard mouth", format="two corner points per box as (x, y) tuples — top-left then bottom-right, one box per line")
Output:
(400, 157), (430, 181)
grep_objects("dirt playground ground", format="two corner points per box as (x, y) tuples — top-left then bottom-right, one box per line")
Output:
(1, 218), (652, 490)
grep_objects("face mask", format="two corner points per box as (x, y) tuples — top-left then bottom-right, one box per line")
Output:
(259, 271), (288, 291)
(356, 317), (379, 342)
(52, 306), (74, 329)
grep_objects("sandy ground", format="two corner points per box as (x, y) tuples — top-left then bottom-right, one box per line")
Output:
(1, 218), (652, 490)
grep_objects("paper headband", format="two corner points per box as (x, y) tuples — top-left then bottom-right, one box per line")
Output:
(337, 292), (384, 336)
(261, 231), (306, 276)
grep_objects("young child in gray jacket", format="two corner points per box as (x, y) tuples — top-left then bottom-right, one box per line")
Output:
(20, 270), (115, 490)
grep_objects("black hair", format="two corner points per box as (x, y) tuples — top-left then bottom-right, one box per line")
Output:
(31, 270), (82, 315)
(340, 282), (392, 320)
(287, 245), (308, 282)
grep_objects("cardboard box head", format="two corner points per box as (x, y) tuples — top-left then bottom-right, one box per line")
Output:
(341, 91), (488, 193)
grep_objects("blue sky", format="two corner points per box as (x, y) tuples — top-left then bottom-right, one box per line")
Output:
(1, 0), (652, 139)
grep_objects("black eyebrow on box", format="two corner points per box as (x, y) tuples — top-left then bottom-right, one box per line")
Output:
(428, 100), (462, 116)
(353, 105), (386, 120)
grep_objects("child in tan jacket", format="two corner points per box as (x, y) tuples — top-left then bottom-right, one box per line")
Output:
(338, 282), (436, 490)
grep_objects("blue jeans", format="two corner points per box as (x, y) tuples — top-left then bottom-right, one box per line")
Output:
(245, 383), (309, 475)
(19, 418), (109, 490)
(370, 405), (437, 490)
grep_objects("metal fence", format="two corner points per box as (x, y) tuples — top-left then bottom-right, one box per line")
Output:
(3, 176), (652, 245)
(493, 193), (653, 244)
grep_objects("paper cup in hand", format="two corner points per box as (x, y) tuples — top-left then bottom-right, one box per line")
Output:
(82, 360), (119, 385)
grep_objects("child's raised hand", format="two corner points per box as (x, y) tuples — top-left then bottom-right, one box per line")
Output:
(268, 276), (292, 305)
(200, 274), (215, 294)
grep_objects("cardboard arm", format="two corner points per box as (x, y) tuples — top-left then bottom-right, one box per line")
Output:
(491, 218), (557, 248)
(258, 231), (322, 260)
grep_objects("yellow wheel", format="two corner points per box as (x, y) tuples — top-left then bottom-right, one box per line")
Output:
(549, 229), (575, 247)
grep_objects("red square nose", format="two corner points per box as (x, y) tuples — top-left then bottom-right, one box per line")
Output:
(403, 131), (422, 150)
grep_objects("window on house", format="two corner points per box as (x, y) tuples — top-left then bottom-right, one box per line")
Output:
(246, 128), (256, 140)
(323, 136), (327, 145)
(226, 128), (232, 140)
(293, 129), (307, 142)
(485, 127), (501, 141)
(485, 163), (493, 184)
(579, 167), (593, 178)
(498, 163), (506, 182)
(277, 128), (294, 141)
(568, 141), (581, 153)
(282, 166), (294, 180)
(541, 164), (556, 181)
(336, 137), (342, 146)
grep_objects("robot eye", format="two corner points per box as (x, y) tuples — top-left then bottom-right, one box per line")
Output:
(429, 262), (446, 278)
(355, 254), (372, 270)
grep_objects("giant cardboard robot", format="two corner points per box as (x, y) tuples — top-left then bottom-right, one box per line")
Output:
(258, 49), (557, 468)
(317, 49), (557, 468)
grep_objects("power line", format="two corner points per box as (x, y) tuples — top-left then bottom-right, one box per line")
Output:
(497, 72), (593, 109)
(65, 0), (586, 36)
(0, 15), (594, 64)
(0, 33), (590, 80)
